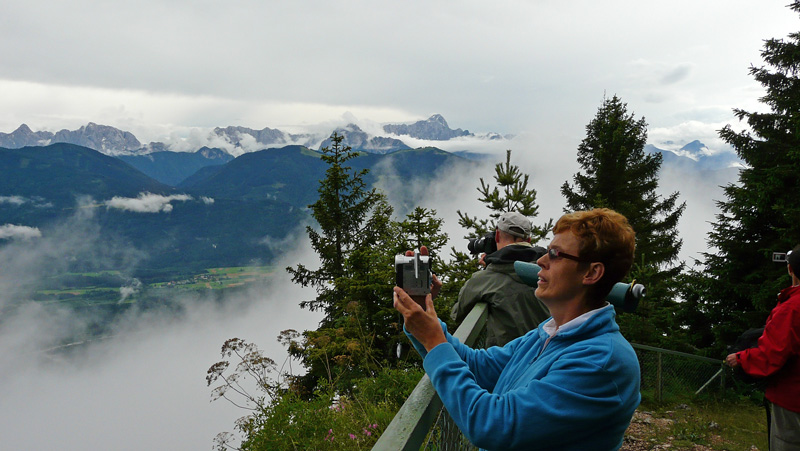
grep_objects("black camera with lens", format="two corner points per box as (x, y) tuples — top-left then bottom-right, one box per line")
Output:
(467, 231), (498, 256)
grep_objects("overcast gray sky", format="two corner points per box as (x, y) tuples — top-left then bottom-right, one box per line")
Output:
(1, 0), (797, 154)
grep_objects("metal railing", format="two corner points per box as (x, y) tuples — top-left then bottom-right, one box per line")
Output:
(372, 302), (488, 450)
(374, 304), (729, 450)
(633, 343), (726, 403)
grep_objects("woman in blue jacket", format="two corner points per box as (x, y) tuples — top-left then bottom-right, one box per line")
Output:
(394, 208), (641, 450)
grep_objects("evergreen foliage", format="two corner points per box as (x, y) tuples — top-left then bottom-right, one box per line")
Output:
(441, 150), (551, 314)
(561, 95), (685, 346)
(285, 133), (391, 392)
(456, 149), (551, 242)
(206, 337), (423, 451)
(286, 133), (381, 321)
(693, 2), (800, 353)
(395, 207), (448, 264)
(395, 206), (452, 320)
(285, 133), (449, 394)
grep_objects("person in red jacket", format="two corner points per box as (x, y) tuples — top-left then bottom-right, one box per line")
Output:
(726, 245), (800, 450)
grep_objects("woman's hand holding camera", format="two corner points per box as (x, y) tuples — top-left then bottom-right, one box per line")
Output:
(394, 246), (446, 352)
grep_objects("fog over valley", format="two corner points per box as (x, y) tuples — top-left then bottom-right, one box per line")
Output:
(0, 213), (324, 450)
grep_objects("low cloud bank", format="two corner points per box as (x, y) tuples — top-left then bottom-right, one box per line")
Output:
(104, 193), (199, 213)
(0, 195), (26, 205)
(0, 213), (322, 451)
(0, 195), (52, 208)
(0, 224), (41, 240)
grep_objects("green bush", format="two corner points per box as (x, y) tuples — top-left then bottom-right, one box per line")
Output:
(217, 366), (424, 451)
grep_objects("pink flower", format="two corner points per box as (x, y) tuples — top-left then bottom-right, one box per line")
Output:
(349, 433), (356, 440)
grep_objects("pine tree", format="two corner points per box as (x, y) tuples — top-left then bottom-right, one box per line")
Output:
(287, 132), (380, 324)
(696, 2), (800, 353)
(441, 150), (551, 313)
(394, 206), (451, 318)
(285, 134), (451, 392)
(561, 95), (685, 346)
(456, 149), (551, 242)
(396, 207), (448, 263)
(284, 133), (395, 392)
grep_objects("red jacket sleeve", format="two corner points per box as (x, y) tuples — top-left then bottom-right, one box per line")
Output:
(738, 300), (800, 378)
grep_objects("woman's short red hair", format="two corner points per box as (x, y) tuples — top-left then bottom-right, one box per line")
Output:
(553, 208), (636, 301)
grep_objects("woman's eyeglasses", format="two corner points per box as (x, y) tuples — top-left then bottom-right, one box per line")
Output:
(547, 247), (591, 263)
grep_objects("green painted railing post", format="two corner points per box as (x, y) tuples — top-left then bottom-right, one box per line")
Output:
(372, 303), (488, 450)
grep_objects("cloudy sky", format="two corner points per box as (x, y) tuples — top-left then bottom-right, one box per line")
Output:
(1, 0), (797, 154)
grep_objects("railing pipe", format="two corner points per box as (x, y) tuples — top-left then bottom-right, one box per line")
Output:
(372, 302), (489, 451)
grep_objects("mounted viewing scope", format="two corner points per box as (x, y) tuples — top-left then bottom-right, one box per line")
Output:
(513, 261), (645, 313)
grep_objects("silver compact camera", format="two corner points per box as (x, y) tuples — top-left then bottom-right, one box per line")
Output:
(773, 252), (789, 263)
(395, 249), (432, 300)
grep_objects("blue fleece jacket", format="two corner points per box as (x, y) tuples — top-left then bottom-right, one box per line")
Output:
(406, 304), (640, 450)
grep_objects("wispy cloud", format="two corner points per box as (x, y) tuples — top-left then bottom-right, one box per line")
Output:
(119, 278), (142, 303)
(0, 196), (26, 205)
(0, 195), (52, 208)
(0, 224), (41, 240)
(105, 192), (193, 213)
(660, 64), (693, 85)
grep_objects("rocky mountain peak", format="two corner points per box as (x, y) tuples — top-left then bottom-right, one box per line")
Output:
(0, 124), (54, 148)
(680, 140), (710, 156)
(383, 114), (472, 140)
(15, 124), (33, 134)
(428, 114), (448, 126)
(318, 123), (410, 154)
(52, 123), (141, 155)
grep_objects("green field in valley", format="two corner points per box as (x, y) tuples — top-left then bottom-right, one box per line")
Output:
(28, 265), (278, 309)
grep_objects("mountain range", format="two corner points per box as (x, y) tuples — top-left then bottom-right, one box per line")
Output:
(0, 142), (477, 272)
(0, 114), (502, 157)
(0, 117), (742, 274)
(118, 147), (235, 186)
(645, 141), (742, 170)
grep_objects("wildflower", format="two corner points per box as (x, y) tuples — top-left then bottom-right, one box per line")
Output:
(349, 433), (356, 440)
(362, 428), (372, 436)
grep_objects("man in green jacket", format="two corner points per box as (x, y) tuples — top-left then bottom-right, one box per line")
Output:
(451, 211), (548, 347)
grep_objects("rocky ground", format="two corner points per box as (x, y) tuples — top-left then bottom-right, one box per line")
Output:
(622, 409), (761, 451)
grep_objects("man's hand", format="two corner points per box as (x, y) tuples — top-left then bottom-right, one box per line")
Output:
(725, 353), (740, 368)
(394, 286), (447, 352)
(431, 273), (442, 299)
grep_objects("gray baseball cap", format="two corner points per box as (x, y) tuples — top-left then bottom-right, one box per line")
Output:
(497, 212), (532, 239)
